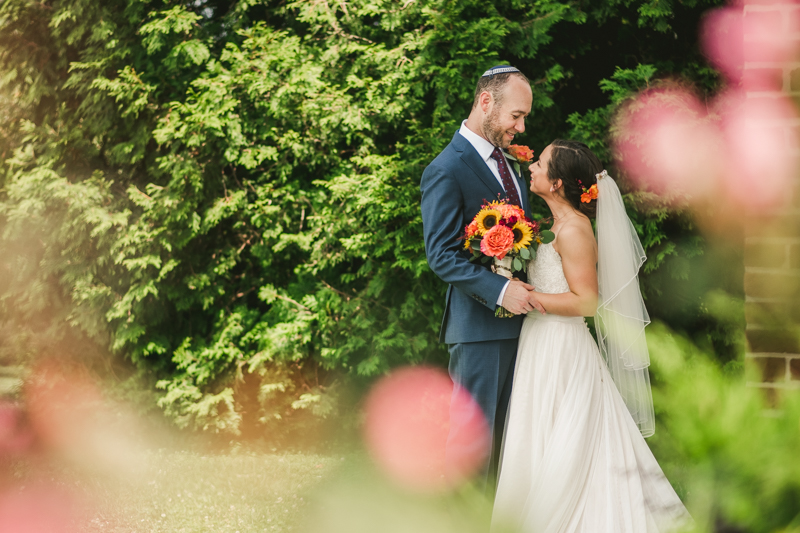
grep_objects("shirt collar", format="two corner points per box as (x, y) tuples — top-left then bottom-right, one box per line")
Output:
(458, 120), (496, 162)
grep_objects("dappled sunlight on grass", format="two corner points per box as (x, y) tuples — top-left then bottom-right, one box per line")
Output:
(74, 451), (342, 532)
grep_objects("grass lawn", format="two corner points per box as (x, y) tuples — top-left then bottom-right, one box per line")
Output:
(52, 448), (495, 533)
(73, 451), (342, 533)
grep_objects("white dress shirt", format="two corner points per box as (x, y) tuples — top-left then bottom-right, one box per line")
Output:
(457, 121), (523, 307)
(458, 121), (524, 201)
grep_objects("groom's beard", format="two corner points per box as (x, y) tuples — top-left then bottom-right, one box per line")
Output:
(482, 107), (513, 149)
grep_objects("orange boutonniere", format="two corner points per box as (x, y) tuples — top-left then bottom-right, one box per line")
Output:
(507, 144), (535, 163)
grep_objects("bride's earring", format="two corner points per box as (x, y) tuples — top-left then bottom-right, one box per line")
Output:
(550, 185), (556, 192)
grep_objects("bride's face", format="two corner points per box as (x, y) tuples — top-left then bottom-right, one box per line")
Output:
(529, 144), (554, 196)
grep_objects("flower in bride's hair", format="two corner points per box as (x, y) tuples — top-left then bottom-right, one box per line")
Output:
(511, 221), (533, 252)
(475, 208), (502, 233)
(580, 184), (598, 203)
(480, 225), (515, 259)
(508, 144), (534, 163)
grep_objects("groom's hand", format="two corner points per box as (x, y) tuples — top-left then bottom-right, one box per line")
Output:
(501, 281), (536, 315)
(528, 293), (546, 315)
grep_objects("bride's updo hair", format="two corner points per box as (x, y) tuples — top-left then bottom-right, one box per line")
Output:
(546, 139), (603, 219)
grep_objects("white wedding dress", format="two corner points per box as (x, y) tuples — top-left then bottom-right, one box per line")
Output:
(491, 243), (692, 533)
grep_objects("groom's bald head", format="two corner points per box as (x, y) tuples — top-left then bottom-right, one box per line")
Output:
(472, 70), (530, 109)
(466, 68), (532, 148)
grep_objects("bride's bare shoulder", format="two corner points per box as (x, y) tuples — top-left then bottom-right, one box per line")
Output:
(553, 216), (596, 258)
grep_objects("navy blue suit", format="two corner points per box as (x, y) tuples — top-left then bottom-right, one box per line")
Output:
(420, 130), (531, 493)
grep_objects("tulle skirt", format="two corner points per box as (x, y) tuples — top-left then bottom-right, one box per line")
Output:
(491, 314), (691, 533)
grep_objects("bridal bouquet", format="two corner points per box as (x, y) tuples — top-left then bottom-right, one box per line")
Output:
(463, 200), (554, 318)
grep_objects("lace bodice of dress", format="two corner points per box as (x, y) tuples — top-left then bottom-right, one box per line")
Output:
(528, 243), (570, 294)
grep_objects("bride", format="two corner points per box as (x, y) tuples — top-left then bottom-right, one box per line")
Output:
(491, 140), (692, 533)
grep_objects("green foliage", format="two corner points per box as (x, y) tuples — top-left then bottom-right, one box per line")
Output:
(0, 0), (732, 437)
(646, 323), (800, 532)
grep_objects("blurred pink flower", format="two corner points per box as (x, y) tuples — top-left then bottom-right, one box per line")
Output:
(0, 403), (33, 456)
(613, 79), (799, 213)
(25, 360), (147, 477)
(714, 89), (799, 208)
(700, 7), (745, 83)
(701, 4), (800, 90)
(0, 484), (82, 533)
(614, 87), (724, 198)
(362, 366), (489, 492)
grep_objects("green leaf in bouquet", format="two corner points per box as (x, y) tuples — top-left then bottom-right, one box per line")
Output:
(469, 254), (480, 262)
(540, 230), (555, 244)
(513, 257), (523, 271)
(529, 248), (537, 261)
(471, 239), (482, 251)
(519, 247), (531, 260)
(481, 256), (490, 263)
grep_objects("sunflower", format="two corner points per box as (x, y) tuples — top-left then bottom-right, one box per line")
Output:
(475, 208), (502, 233)
(511, 221), (534, 252)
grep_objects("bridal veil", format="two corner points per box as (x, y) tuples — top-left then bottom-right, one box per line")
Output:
(594, 170), (655, 437)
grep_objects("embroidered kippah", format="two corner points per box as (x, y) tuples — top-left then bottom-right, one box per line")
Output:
(481, 65), (520, 78)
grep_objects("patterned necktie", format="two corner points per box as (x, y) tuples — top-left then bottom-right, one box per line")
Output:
(490, 147), (522, 207)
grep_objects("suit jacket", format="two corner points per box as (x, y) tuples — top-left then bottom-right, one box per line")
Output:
(421, 130), (532, 344)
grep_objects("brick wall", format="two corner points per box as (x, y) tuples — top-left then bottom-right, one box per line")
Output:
(743, 0), (800, 388)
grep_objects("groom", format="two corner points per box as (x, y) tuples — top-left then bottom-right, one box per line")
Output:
(420, 65), (540, 494)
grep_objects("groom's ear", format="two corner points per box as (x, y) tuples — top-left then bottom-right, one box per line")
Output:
(479, 91), (493, 113)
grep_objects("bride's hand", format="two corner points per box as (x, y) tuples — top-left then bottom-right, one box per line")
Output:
(528, 293), (546, 315)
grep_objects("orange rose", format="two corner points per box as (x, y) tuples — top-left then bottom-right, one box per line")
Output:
(480, 225), (515, 259)
(466, 220), (480, 237)
(508, 144), (535, 163)
(495, 203), (524, 219)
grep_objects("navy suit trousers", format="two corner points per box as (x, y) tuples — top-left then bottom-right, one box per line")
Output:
(446, 338), (518, 497)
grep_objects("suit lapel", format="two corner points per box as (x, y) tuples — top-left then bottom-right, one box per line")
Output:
(451, 133), (505, 201)
(451, 131), (531, 215)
